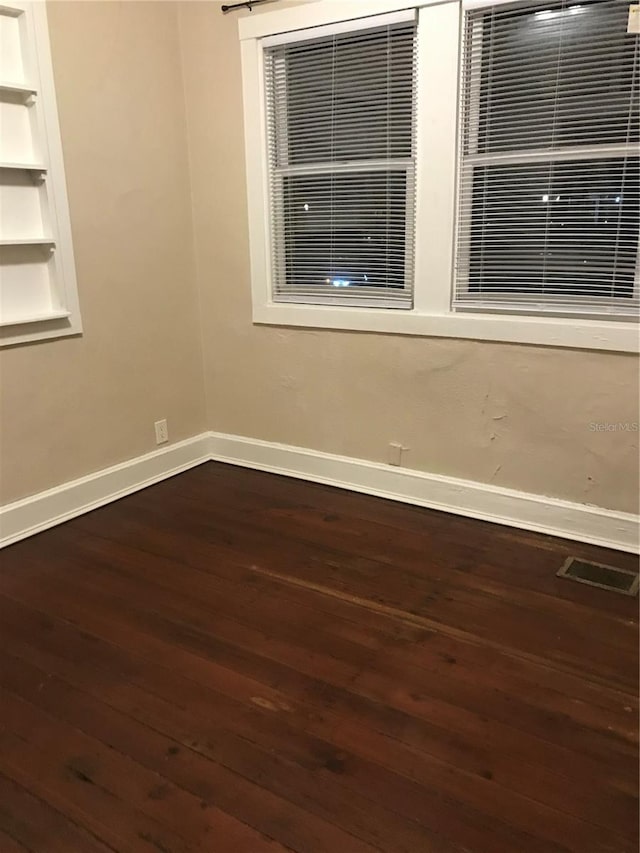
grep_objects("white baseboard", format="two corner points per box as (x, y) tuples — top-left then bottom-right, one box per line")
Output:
(0, 433), (211, 548)
(208, 432), (640, 554)
(1, 429), (638, 553)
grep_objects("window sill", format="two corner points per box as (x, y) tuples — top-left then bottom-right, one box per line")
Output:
(253, 303), (639, 353)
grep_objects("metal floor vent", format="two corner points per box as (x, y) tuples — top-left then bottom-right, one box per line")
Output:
(557, 557), (639, 596)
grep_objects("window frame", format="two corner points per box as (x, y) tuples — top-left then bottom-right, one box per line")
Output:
(0, 0), (82, 347)
(239, 0), (639, 353)
(263, 10), (418, 309)
(454, 1), (640, 316)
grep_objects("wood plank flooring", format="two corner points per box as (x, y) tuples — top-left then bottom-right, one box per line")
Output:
(0, 461), (637, 853)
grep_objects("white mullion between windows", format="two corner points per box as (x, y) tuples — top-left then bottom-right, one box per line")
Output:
(413, 1), (461, 314)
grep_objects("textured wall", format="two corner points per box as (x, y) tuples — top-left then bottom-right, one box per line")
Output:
(178, 0), (639, 514)
(0, 2), (206, 504)
(1, 1), (636, 515)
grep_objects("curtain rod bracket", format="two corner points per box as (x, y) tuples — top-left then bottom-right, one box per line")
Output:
(222, 0), (270, 13)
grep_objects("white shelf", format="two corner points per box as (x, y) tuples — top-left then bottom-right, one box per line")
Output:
(0, 237), (54, 246)
(0, 2), (81, 346)
(0, 160), (46, 171)
(0, 80), (36, 97)
(0, 309), (70, 327)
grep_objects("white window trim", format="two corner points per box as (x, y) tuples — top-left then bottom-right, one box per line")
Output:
(1, 1), (81, 347)
(239, 0), (640, 353)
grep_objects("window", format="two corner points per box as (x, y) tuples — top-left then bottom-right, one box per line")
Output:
(0, 1), (81, 347)
(263, 12), (417, 308)
(239, 0), (639, 352)
(456, 0), (640, 317)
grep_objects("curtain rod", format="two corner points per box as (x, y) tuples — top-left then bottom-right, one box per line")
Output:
(221, 0), (271, 12)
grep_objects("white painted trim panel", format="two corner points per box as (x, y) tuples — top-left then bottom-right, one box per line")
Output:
(1, 431), (637, 553)
(413, 1), (460, 315)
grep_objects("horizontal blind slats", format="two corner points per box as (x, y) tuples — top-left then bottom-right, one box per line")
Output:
(456, 0), (640, 317)
(264, 20), (417, 309)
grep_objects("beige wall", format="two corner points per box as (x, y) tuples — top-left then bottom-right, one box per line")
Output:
(0, 1), (206, 504)
(1, 1), (637, 516)
(178, 0), (639, 514)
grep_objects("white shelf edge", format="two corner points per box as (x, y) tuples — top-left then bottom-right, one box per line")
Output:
(0, 237), (55, 246)
(0, 80), (37, 96)
(0, 4), (23, 18)
(0, 161), (47, 171)
(0, 310), (70, 328)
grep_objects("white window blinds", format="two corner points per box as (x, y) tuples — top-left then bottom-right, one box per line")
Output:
(263, 12), (417, 309)
(456, 0), (639, 318)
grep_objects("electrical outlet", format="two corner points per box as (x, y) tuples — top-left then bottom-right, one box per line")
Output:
(154, 419), (169, 445)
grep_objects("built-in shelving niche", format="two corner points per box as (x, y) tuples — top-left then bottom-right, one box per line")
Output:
(0, 2), (80, 344)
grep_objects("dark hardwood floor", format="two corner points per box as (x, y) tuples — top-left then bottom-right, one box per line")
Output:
(0, 461), (637, 853)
